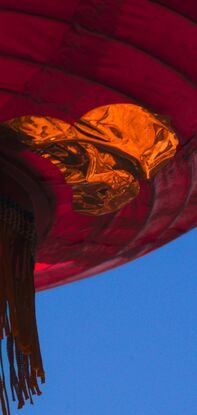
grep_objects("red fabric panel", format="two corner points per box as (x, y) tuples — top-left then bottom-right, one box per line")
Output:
(77, 0), (197, 82)
(0, 0), (80, 21)
(0, 12), (67, 62)
(150, 0), (197, 21)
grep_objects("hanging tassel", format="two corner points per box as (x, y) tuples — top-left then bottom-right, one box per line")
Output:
(0, 195), (45, 414)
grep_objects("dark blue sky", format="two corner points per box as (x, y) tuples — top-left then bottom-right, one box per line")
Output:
(11, 228), (197, 415)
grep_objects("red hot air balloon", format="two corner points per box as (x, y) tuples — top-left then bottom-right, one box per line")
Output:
(0, 0), (196, 413)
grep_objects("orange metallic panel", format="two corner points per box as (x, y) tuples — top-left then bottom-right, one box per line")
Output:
(5, 104), (178, 215)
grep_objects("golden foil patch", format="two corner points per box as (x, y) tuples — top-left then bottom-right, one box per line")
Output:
(5, 104), (179, 215)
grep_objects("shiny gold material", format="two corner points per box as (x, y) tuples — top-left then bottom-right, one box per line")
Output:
(72, 104), (178, 179)
(5, 104), (179, 215)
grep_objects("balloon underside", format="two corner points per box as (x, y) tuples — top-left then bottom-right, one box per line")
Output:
(0, 0), (196, 290)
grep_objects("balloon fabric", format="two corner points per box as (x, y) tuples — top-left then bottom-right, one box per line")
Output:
(0, 1), (196, 414)
(0, 0), (195, 290)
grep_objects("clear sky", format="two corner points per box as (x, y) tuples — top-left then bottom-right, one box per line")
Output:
(11, 228), (197, 415)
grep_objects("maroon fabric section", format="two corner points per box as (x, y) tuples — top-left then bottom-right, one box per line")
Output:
(0, 0), (80, 21)
(77, 0), (197, 82)
(0, 12), (67, 62)
(0, 0), (196, 290)
(150, 0), (197, 21)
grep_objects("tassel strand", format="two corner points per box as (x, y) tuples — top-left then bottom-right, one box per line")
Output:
(0, 195), (44, 414)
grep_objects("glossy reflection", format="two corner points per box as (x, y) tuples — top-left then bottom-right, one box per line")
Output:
(5, 104), (178, 215)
